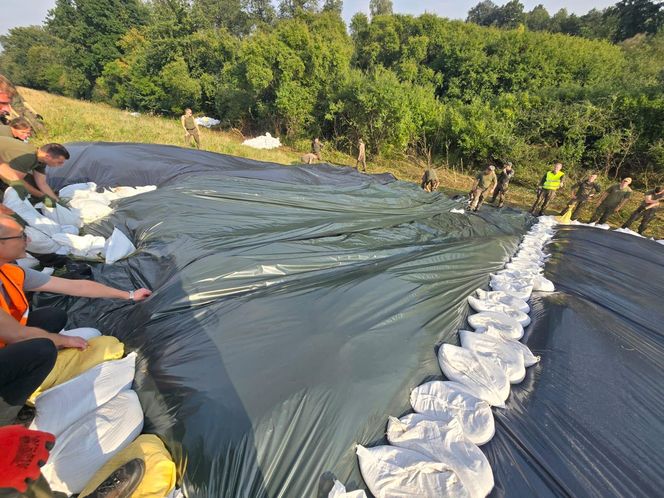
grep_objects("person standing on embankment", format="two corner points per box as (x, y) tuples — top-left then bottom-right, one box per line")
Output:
(181, 108), (201, 149)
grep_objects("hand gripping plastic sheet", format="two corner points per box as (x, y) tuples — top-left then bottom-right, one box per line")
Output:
(483, 226), (664, 497)
(42, 143), (532, 497)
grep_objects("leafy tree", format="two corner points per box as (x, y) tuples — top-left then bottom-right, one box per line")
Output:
(45, 0), (147, 97)
(278, 0), (319, 18)
(493, 0), (525, 29)
(612, 0), (663, 41)
(466, 1), (498, 26)
(322, 0), (343, 15)
(369, 0), (393, 17)
(525, 4), (550, 31)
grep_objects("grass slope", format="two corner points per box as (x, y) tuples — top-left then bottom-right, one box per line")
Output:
(19, 87), (662, 238)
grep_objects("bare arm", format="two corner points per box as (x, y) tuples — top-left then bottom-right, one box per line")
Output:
(0, 310), (86, 350)
(34, 276), (152, 301)
(33, 172), (59, 201)
(181, 116), (186, 131)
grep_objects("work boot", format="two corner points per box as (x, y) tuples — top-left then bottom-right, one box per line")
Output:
(86, 458), (146, 498)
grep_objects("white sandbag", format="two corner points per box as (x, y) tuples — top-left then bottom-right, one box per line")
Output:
(356, 445), (469, 498)
(386, 416), (493, 498)
(467, 296), (531, 327)
(489, 280), (532, 301)
(475, 289), (530, 313)
(532, 275), (555, 292)
(490, 273), (534, 289)
(438, 344), (510, 407)
(59, 182), (97, 199)
(60, 327), (103, 341)
(459, 330), (526, 384)
(60, 224), (80, 235)
(242, 132), (282, 150)
(16, 255), (40, 269)
(42, 389), (144, 495)
(67, 198), (113, 224)
(194, 116), (220, 128)
(31, 353), (136, 437)
(109, 185), (157, 199)
(467, 311), (524, 340)
(25, 226), (62, 254)
(3, 188), (62, 236)
(41, 203), (82, 228)
(328, 480), (368, 498)
(472, 328), (540, 367)
(52, 233), (106, 258)
(409, 381), (495, 445)
(105, 227), (136, 264)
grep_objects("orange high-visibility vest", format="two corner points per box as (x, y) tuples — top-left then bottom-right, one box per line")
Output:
(0, 264), (29, 347)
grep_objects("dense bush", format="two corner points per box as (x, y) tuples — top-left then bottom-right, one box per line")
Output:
(1, 0), (663, 185)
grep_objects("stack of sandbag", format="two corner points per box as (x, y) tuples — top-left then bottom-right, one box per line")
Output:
(2, 185), (147, 263)
(348, 216), (557, 497)
(194, 116), (220, 128)
(29, 329), (177, 497)
(242, 132), (282, 150)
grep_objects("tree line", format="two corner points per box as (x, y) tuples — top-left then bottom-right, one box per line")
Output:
(1, 0), (663, 186)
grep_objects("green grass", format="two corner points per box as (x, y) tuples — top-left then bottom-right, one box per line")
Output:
(19, 86), (663, 238)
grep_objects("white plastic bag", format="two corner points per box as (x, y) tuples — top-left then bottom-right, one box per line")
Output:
(59, 182), (97, 199)
(104, 227), (136, 264)
(60, 327), (103, 341)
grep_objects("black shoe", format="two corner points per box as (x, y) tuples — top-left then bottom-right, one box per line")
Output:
(87, 458), (146, 498)
(14, 405), (36, 427)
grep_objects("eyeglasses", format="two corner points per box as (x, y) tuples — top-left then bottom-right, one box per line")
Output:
(0, 232), (27, 241)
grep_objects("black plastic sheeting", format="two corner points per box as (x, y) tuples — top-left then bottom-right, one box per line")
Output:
(486, 227), (664, 497)
(43, 143), (532, 497)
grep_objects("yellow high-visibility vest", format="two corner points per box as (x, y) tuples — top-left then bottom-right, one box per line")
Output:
(543, 171), (565, 190)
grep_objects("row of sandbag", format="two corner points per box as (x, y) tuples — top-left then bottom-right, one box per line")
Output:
(334, 217), (557, 498)
(27, 328), (177, 498)
(2, 183), (155, 262)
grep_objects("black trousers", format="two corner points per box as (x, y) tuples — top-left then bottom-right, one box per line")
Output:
(0, 339), (57, 425)
(622, 206), (658, 235)
(0, 307), (67, 425)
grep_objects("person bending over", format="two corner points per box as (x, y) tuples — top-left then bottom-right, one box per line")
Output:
(0, 138), (68, 201)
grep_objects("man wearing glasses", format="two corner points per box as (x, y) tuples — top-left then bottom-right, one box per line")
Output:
(0, 215), (151, 425)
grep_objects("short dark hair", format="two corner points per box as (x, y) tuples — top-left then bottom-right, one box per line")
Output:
(39, 143), (70, 159)
(8, 117), (31, 130)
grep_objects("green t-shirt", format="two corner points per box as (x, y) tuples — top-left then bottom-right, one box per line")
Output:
(183, 115), (196, 130)
(602, 184), (632, 208)
(476, 171), (497, 189)
(0, 137), (45, 175)
(0, 125), (13, 138)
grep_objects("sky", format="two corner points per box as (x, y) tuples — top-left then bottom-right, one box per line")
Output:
(1, 0), (618, 37)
